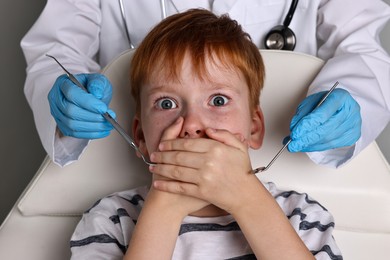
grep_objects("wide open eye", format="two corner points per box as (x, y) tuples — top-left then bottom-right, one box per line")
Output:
(156, 98), (177, 110)
(210, 95), (229, 107)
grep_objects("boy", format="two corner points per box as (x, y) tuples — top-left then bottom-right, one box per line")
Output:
(70, 9), (342, 260)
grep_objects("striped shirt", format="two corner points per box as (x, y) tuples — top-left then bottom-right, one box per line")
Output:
(70, 182), (342, 259)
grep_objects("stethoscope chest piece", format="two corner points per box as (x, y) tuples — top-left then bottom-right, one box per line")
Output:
(264, 25), (296, 51)
(264, 0), (299, 51)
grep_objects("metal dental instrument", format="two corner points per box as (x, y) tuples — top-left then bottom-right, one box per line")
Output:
(252, 81), (339, 174)
(46, 54), (155, 166)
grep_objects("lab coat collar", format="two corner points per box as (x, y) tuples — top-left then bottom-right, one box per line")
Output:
(170, 0), (239, 14)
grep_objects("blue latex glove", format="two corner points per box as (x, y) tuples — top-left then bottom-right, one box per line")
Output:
(287, 88), (362, 152)
(48, 73), (116, 139)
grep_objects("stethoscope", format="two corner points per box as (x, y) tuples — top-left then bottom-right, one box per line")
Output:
(119, 0), (299, 51)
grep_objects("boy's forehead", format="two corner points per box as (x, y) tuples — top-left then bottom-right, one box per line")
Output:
(147, 53), (245, 89)
(146, 69), (245, 96)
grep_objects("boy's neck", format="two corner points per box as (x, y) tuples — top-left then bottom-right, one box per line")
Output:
(189, 204), (229, 218)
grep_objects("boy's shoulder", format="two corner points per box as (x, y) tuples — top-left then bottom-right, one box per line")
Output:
(85, 186), (149, 217)
(265, 182), (331, 215)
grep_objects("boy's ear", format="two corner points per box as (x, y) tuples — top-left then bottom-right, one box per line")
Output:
(249, 106), (265, 149)
(132, 116), (148, 156)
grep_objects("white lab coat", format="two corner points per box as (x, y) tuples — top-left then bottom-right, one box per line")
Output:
(21, 0), (390, 167)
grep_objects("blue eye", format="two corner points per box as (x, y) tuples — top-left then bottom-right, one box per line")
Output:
(156, 98), (177, 109)
(210, 95), (229, 106)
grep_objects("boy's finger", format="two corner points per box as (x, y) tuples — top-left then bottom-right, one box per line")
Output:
(205, 128), (246, 150)
(159, 117), (183, 142)
(159, 137), (215, 153)
(153, 179), (199, 199)
(151, 149), (202, 169)
(159, 129), (245, 152)
(150, 164), (199, 184)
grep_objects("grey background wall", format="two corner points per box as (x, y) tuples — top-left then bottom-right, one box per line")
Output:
(0, 0), (390, 225)
(0, 0), (48, 224)
(376, 0), (390, 173)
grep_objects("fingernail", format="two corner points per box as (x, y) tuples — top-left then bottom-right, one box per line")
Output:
(158, 142), (163, 150)
(175, 117), (183, 124)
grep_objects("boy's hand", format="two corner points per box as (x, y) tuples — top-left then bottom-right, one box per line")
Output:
(150, 127), (262, 214)
(148, 117), (209, 217)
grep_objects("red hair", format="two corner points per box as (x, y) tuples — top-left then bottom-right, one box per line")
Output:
(130, 9), (265, 114)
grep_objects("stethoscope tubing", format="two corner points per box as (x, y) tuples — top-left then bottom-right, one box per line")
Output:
(283, 0), (299, 27)
(119, 0), (167, 49)
(118, 0), (298, 50)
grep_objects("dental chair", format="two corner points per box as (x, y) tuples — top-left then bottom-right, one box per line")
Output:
(1, 49), (389, 260)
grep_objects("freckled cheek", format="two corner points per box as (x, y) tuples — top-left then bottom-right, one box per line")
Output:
(208, 115), (229, 129)
(212, 114), (252, 139)
(205, 109), (231, 125)
(142, 118), (171, 153)
(143, 122), (161, 153)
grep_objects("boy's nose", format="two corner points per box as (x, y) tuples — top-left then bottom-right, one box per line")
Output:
(179, 112), (206, 138)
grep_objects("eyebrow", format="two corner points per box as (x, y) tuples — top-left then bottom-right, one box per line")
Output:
(145, 83), (175, 95)
(209, 81), (240, 91)
(147, 79), (242, 95)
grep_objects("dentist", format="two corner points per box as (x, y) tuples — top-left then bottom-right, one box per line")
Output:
(21, 0), (390, 168)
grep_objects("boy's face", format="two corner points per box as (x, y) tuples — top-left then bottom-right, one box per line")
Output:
(132, 53), (264, 156)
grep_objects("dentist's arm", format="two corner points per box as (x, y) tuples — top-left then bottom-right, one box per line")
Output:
(22, 0), (102, 166)
(305, 0), (390, 167)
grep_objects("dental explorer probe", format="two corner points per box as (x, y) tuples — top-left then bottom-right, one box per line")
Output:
(46, 54), (155, 166)
(252, 81), (339, 174)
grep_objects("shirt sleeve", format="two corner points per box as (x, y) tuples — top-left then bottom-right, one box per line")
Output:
(70, 187), (147, 260)
(308, 0), (390, 168)
(21, 0), (102, 166)
(267, 182), (343, 260)
(70, 210), (128, 260)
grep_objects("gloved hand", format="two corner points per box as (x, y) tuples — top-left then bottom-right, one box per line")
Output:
(286, 88), (362, 152)
(48, 73), (116, 139)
